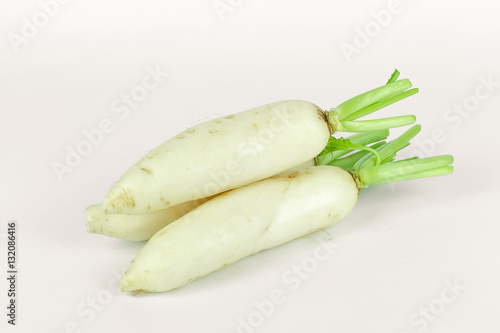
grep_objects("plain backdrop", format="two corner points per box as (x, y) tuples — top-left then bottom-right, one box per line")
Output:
(1, 1), (499, 332)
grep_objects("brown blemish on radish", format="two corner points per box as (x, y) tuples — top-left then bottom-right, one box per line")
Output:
(284, 172), (298, 178)
(146, 151), (159, 159)
(348, 172), (361, 196)
(318, 109), (333, 134)
(140, 166), (152, 174)
(160, 196), (170, 206)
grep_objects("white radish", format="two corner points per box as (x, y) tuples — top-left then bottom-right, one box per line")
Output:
(86, 197), (210, 241)
(104, 75), (417, 214)
(105, 100), (331, 214)
(120, 126), (454, 293)
(120, 166), (358, 293)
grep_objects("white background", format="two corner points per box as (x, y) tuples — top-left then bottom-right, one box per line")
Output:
(1, 1), (499, 332)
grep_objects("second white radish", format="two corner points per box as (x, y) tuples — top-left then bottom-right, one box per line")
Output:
(120, 166), (359, 293)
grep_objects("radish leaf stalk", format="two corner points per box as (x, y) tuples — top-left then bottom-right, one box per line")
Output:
(353, 125), (421, 170)
(317, 137), (381, 166)
(317, 129), (389, 165)
(386, 69), (400, 84)
(326, 141), (386, 171)
(327, 78), (418, 132)
(348, 126), (454, 188)
(355, 156), (454, 187)
(342, 88), (419, 122)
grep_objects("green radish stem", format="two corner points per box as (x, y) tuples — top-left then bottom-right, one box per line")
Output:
(340, 115), (417, 132)
(386, 156), (419, 164)
(333, 78), (411, 119)
(327, 72), (418, 132)
(347, 125), (454, 188)
(316, 129), (389, 165)
(355, 156), (454, 187)
(325, 141), (386, 171)
(386, 69), (400, 84)
(353, 125), (421, 171)
(342, 89), (419, 122)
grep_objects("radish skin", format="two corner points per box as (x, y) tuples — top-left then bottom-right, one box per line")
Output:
(104, 100), (331, 214)
(120, 166), (358, 293)
(86, 197), (210, 241)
